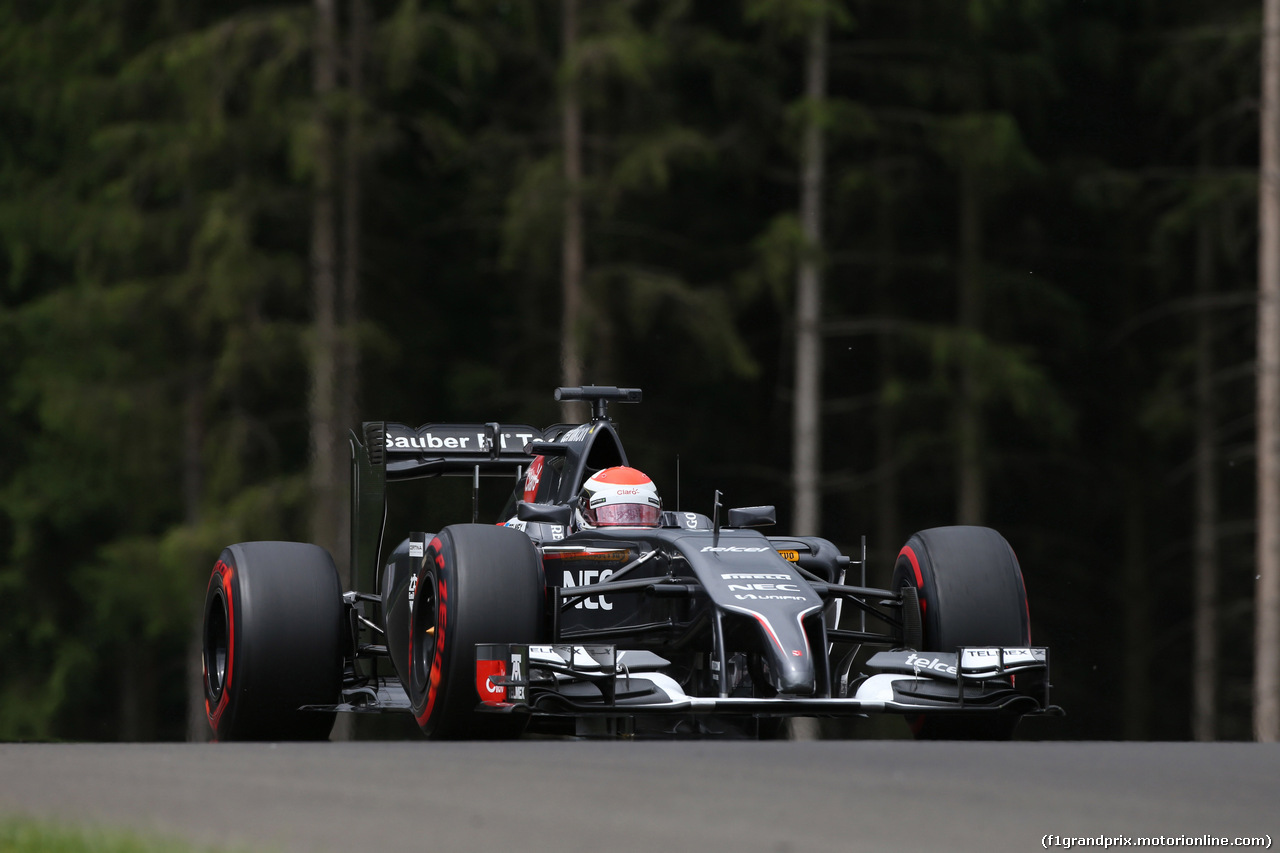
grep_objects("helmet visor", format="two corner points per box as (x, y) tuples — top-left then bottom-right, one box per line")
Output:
(593, 503), (660, 527)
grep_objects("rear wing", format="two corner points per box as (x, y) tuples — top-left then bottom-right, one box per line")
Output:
(346, 386), (642, 596)
(348, 421), (544, 593)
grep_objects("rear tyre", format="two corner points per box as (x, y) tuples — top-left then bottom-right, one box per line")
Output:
(890, 526), (1030, 741)
(408, 524), (543, 739)
(203, 542), (344, 741)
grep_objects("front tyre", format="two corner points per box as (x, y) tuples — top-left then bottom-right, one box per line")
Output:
(891, 526), (1030, 740)
(203, 542), (344, 741)
(408, 524), (543, 739)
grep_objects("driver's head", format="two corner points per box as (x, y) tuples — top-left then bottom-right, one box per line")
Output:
(574, 467), (661, 529)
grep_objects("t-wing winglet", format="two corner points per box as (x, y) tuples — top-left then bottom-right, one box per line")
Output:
(554, 386), (642, 421)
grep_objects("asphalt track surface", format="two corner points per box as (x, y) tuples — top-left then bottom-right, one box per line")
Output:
(1, 740), (1277, 852)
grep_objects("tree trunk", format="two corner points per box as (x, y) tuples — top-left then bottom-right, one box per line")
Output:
(956, 165), (984, 525)
(1123, 472), (1150, 739)
(791, 7), (827, 539)
(788, 5), (827, 744)
(187, 620), (206, 742)
(560, 0), (584, 419)
(184, 377), (209, 742)
(1192, 148), (1218, 742)
(119, 641), (156, 741)
(310, 0), (341, 566)
(875, 188), (900, 574)
(1256, 0), (1280, 744)
(336, 0), (366, 588)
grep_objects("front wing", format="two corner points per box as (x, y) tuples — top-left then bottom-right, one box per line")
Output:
(474, 644), (1060, 719)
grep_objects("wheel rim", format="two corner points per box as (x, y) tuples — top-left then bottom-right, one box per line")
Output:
(411, 573), (438, 699)
(204, 593), (230, 701)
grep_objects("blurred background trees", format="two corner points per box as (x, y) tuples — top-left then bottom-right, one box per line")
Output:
(0, 0), (1269, 741)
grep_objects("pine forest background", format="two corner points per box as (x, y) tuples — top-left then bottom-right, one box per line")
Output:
(0, 0), (1272, 741)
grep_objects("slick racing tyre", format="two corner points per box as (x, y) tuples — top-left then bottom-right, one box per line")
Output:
(408, 524), (543, 739)
(891, 526), (1030, 741)
(203, 542), (344, 741)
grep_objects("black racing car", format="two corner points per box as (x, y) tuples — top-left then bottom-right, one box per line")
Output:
(201, 385), (1060, 740)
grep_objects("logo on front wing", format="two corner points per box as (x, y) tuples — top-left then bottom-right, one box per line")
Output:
(964, 647), (1035, 658)
(701, 546), (770, 553)
(904, 652), (957, 676)
(509, 653), (525, 701)
(476, 660), (506, 704)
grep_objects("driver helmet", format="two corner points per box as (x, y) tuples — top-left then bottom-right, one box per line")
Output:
(574, 467), (662, 529)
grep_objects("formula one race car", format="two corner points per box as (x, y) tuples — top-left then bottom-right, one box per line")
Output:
(201, 386), (1060, 741)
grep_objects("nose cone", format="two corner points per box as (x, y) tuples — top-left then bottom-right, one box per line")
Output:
(756, 617), (816, 696)
(771, 655), (816, 695)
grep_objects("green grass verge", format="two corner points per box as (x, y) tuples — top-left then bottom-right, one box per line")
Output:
(0, 817), (248, 853)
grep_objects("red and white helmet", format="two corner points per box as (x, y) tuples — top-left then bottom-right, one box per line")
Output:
(575, 467), (662, 529)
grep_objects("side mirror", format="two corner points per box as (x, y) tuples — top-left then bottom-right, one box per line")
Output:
(517, 501), (573, 526)
(727, 506), (776, 528)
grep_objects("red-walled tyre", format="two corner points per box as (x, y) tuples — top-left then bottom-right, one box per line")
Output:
(203, 542), (344, 741)
(890, 526), (1031, 741)
(408, 524), (543, 739)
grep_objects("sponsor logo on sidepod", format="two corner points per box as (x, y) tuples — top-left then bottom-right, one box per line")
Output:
(563, 569), (614, 610)
(523, 456), (544, 502)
